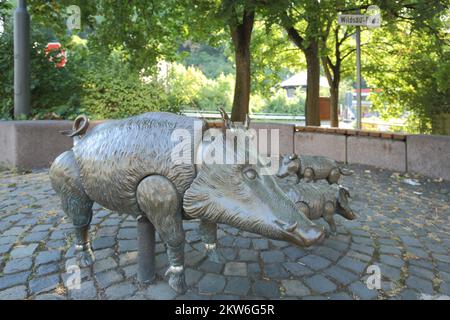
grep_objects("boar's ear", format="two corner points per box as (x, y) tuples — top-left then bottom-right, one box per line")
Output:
(244, 114), (251, 130)
(218, 108), (231, 130)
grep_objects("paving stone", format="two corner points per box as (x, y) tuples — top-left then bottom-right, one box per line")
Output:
(224, 262), (247, 277)
(324, 265), (359, 285)
(0, 236), (18, 245)
(146, 281), (178, 300)
(119, 251), (138, 266)
(311, 247), (342, 261)
(233, 237), (251, 249)
(95, 248), (115, 260)
(346, 250), (372, 262)
(95, 270), (124, 288)
(270, 240), (290, 249)
(348, 281), (379, 300)
(35, 263), (60, 277)
(219, 236), (234, 247)
(237, 249), (258, 262)
(92, 237), (116, 250)
(198, 274), (226, 294)
(29, 274), (60, 295)
(379, 245), (402, 255)
(408, 265), (435, 281)
(283, 262), (314, 277)
(185, 268), (203, 286)
(283, 247), (308, 260)
(0, 285), (27, 300)
(400, 289), (420, 300)
(93, 257), (117, 273)
(35, 250), (61, 265)
(379, 254), (404, 268)
(380, 264), (402, 281)
(298, 255), (332, 270)
(220, 248), (237, 261)
(117, 228), (137, 240)
(409, 258), (434, 271)
(329, 292), (353, 300)
(96, 227), (118, 237)
(22, 231), (48, 243)
(68, 280), (97, 299)
(199, 260), (224, 274)
(118, 240), (137, 252)
(105, 281), (137, 299)
(252, 239), (269, 250)
(281, 280), (311, 297)
(3, 257), (33, 274)
(10, 243), (39, 259)
(264, 263), (290, 279)
(224, 277), (250, 296)
(122, 264), (137, 278)
(0, 271), (31, 290)
(304, 275), (337, 294)
(3, 226), (28, 237)
(0, 243), (13, 255)
(252, 280), (280, 298)
(211, 294), (240, 300)
(338, 257), (367, 274)
(261, 250), (285, 263)
(406, 276), (434, 294)
(247, 263), (261, 277)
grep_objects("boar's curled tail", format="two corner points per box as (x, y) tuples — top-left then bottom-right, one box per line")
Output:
(60, 115), (89, 138)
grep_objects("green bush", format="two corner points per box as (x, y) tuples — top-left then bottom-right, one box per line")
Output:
(261, 88), (305, 115)
(81, 59), (175, 119)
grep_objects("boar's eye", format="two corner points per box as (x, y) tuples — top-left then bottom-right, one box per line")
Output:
(243, 168), (258, 180)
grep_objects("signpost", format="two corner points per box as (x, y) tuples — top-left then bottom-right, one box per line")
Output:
(338, 6), (381, 130)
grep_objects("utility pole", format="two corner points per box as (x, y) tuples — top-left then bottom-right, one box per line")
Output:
(14, 0), (30, 119)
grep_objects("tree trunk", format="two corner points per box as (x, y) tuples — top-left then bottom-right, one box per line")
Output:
(304, 42), (320, 126)
(230, 11), (254, 122)
(330, 83), (339, 127)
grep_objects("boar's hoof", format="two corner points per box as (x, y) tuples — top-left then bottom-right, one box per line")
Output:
(75, 246), (95, 267)
(205, 243), (226, 263)
(165, 266), (187, 294)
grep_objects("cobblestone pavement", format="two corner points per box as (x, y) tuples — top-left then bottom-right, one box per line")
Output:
(0, 164), (449, 300)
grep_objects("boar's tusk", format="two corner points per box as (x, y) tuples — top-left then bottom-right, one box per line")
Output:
(285, 221), (298, 232)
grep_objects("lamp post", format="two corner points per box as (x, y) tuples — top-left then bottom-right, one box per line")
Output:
(14, 0), (30, 119)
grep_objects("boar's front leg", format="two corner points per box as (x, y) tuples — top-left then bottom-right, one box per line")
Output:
(136, 175), (187, 294)
(199, 220), (225, 263)
(323, 201), (337, 236)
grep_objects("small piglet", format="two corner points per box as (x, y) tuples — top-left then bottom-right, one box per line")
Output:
(277, 154), (353, 184)
(280, 181), (356, 235)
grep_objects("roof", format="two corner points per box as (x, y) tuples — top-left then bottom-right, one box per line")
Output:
(280, 72), (330, 88)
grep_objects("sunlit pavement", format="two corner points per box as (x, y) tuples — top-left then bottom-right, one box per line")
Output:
(0, 164), (449, 300)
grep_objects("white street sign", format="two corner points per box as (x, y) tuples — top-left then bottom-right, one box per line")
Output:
(338, 14), (381, 28)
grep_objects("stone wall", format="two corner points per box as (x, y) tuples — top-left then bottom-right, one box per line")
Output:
(0, 119), (449, 180)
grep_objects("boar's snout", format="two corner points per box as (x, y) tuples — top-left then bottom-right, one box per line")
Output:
(277, 220), (326, 247)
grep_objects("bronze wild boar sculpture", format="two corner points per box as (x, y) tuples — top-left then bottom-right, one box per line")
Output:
(277, 154), (353, 184)
(50, 111), (325, 293)
(277, 180), (355, 235)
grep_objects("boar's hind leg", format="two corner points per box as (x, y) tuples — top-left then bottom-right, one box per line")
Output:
(49, 151), (94, 267)
(199, 220), (225, 263)
(136, 175), (187, 294)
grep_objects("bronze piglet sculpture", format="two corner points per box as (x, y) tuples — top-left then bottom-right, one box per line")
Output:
(278, 180), (356, 235)
(277, 154), (353, 184)
(50, 112), (325, 293)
